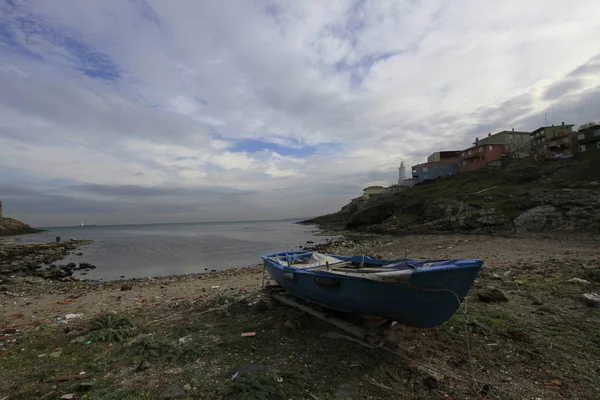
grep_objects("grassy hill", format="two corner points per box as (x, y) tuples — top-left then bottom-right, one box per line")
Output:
(302, 156), (600, 234)
(0, 217), (42, 237)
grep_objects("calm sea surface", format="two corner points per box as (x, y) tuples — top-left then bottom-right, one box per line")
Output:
(14, 220), (337, 281)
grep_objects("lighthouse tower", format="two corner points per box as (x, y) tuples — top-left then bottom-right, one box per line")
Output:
(398, 160), (406, 185)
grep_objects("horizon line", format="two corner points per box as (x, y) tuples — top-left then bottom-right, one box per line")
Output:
(33, 216), (315, 229)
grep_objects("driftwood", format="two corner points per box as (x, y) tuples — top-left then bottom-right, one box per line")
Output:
(49, 373), (92, 382)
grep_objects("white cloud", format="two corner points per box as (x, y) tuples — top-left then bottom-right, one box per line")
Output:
(1, 0), (600, 225)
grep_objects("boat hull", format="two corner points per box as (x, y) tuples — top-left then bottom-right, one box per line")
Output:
(263, 255), (482, 328)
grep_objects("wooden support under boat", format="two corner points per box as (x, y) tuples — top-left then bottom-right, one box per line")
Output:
(266, 285), (395, 345)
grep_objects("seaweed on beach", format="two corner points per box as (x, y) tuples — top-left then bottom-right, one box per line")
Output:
(89, 313), (136, 342)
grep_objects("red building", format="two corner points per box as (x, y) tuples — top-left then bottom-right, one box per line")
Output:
(459, 143), (510, 173)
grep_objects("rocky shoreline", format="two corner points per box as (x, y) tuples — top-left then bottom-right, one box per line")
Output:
(0, 240), (95, 284)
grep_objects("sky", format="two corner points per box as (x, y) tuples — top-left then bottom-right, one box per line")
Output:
(1, 0), (600, 227)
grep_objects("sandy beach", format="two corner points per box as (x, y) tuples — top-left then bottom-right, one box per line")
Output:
(1, 232), (600, 399)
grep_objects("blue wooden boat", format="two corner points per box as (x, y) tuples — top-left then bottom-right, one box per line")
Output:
(261, 251), (484, 328)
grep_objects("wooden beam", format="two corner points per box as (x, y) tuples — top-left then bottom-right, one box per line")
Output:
(271, 293), (368, 339)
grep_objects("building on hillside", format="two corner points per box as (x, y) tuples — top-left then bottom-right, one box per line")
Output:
(477, 129), (531, 159)
(411, 161), (459, 184)
(575, 123), (600, 159)
(362, 186), (387, 199)
(529, 122), (575, 159)
(458, 129), (531, 173)
(427, 151), (461, 163)
(459, 142), (509, 172)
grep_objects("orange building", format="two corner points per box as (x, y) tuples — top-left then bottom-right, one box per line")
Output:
(459, 143), (510, 173)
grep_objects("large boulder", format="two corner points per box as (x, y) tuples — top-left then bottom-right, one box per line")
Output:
(514, 205), (560, 232)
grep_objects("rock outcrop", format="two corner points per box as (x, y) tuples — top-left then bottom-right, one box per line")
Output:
(302, 157), (600, 234)
(0, 217), (42, 237)
(0, 240), (94, 281)
(513, 189), (600, 232)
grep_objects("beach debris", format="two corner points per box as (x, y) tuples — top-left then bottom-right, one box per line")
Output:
(50, 374), (92, 382)
(9, 312), (23, 319)
(334, 383), (358, 399)
(241, 332), (256, 337)
(369, 378), (392, 391)
(60, 394), (74, 400)
(211, 285), (220, 289)
(477, 288), (508, 303)
(157, 384), (185, 399)
(178, 336), (191, 344)
(276, 377), (283, 383)
(165, 367), (183, 375)
(183, 383), (191, 391)
(76, 382), (93, 392)
(231, 371), (239, 381)
(582, 293), (600, 307)
(56, 298), (73, 305)
(136, 360), (151, 372)
(49, 350), (62, 358)
(568, 278), (591, 285)
(65, 313), (83, 320)
(283, 320), (295, 329)
(121, 284), (133, 291)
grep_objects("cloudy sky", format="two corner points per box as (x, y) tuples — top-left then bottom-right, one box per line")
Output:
(1, 0), (600, 226)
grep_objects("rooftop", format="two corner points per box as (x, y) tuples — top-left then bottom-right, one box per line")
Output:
(578, 124), (600, 132)
(531, 123), (575, 134)
(363, 185), (386, 190)
(413, 160), (457, 167)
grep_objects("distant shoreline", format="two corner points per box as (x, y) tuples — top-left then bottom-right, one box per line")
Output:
(32, 217), (314, 230)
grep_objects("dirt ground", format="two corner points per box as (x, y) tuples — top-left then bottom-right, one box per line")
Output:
(1, 233), (599, 399)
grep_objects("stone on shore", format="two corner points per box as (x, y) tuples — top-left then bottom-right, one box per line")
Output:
(477, 288), (508, 303)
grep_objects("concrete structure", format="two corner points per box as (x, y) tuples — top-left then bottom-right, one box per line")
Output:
(530, 122), (575, 159)
(0, 200), (2, 218)
(386, 184), (408, 194)
(427, 151), (461, 163)
(411, 161), (459, 183)
(401, 178), (417, 187)
(576, 123), (600, 159)
(362, 186), (387, 199)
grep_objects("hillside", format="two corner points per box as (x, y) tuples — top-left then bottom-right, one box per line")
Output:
(0, 217), (42, 237)
(302, 157), (600, 234)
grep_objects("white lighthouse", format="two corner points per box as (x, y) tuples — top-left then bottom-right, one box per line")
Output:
(398, 160), (406, 185)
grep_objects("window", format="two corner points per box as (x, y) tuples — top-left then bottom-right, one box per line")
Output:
(594, 130), (600, 137)
(579, 144), (587, 152)
(489, 145), (493, 150)
(577, 133), (585, 140)
(423, 167), (428, 172)
(462, 161), (466, 165)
